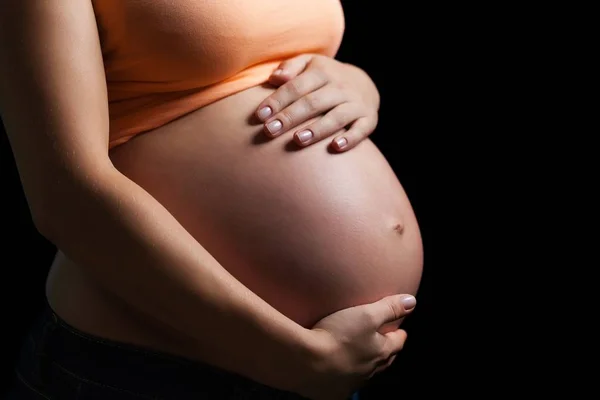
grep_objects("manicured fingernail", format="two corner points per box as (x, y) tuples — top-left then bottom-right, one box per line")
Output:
(334, 137), (348, 149)
(297, 130), (313, 144)
(272, 69), (283, 76)
(402, 296), (416, 310)
(258, 106), (272, 120)
(266, 119), (282, 135)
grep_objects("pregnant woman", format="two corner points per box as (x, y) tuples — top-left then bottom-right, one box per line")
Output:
(1, 1), (423, 399)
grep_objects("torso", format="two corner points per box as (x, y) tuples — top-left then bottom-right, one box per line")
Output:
(46, 85), (423, 358)
(46, 0), (423, 361)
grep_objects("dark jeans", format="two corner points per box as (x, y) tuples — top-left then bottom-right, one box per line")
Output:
(8, 301), (352, 399)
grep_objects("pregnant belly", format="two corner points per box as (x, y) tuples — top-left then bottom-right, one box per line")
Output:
(107, 85), (423, 327)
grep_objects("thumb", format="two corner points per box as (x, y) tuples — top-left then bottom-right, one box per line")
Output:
(368, 294), (416, 328)
(268, 54), (314, 86)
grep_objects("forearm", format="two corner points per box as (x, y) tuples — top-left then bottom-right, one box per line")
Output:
(38, 165), (314, 391)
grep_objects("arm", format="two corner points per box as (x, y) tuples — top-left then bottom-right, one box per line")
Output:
(1, 3), (415, 399)
(0, 0), (310, 391)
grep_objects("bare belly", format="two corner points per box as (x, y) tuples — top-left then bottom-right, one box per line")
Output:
(46, 84), (423, 354)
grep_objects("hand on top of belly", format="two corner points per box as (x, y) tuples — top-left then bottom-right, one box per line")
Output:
(297, 294), (416, 400)
(254, 54), (380, 153)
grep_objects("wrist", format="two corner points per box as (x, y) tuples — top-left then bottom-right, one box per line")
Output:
(281, 328), (338, 395)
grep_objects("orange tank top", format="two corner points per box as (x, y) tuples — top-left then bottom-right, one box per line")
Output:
(91, 0), (346, 149)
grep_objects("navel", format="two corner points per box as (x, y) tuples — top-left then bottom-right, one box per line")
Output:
(393, 222), (404, 234)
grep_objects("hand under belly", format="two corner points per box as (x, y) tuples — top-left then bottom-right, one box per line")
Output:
(109, 86), (423, 327)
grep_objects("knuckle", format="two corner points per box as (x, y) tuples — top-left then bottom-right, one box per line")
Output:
(386, 299), (402, 321)
(330, 109), (348, 127)
(363, 308), (379, 327)
(269, 96), (283, 112)
(384, 342), (402, 360)
(285, 80), (304, 97)
(381, 345), (393, 360)
(315, 68), (331, 83)
(302, 93), (321, 113)
(354, 101), (369, 114)
(310, 54), (325, 63)
(313, 57), (331, 73)
(278, 110), (294, 127)
(318, 119), (337, 135)
(308, 54), (324, 67)
(397, 337), (406, 350)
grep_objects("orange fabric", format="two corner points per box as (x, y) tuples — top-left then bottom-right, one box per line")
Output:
(91, 0), (345, 149)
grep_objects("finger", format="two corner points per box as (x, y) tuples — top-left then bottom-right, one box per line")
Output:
(382, 329), (408, 359)
(293, 102), (362, 146)
(264, 86), (346, 138)
(378, 318), (404, 335)
(368, 294), (416, 328)
(256, 69), (328, 123)
(267, 54), (314, 86)
(372, 354), (397, 376)
(385, 354), (398, 368)
(330, 115), (378, 152)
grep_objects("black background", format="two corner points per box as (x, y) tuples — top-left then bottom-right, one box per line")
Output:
(0, 3), (480, 398)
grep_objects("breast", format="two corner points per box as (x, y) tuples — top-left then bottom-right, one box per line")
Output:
(94, 0), (345, 87)
(109, 86), (423, 327)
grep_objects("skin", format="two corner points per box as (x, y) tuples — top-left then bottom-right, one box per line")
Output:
(256, 53), (381, 152)
(0, 2), (422, 399)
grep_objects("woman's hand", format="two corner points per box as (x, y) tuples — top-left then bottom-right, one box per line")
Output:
(255, 54), (380, 152)
(295, 294), (416, 400)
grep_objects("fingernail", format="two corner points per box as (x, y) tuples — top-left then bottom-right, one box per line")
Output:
(272, 68), (283, 76)
(334, 137), (348, 149)
(266, 119), (282, 135)
(258, 106), (272, 120)
(402, 296), (416, 310)
(297, 130), (313, 144)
